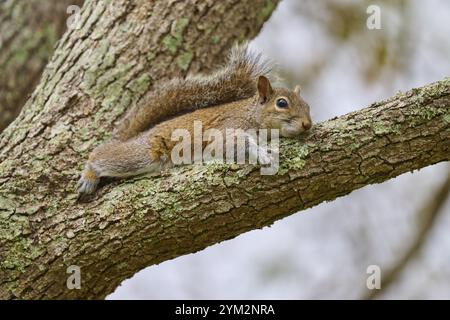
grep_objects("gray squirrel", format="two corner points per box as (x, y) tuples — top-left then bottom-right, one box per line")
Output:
(78, 44), (312, 196)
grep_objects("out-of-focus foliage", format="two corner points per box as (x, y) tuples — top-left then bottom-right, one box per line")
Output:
(295, 0), (412, 83)
(110, 0), (450, 299)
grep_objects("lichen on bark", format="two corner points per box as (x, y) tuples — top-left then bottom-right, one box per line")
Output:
(0, 0), (448, 300)
(0, 0), (280, 299)
(0, 0), (85, 132)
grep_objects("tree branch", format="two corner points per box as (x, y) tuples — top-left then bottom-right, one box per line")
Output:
(0, 0), (448, 300)
(0, 0), (84, 132)
(0, 0), (280, 299)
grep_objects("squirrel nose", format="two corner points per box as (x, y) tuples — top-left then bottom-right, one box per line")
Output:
(302, 121), (311, 131)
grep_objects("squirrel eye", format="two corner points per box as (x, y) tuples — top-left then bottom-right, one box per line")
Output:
(276, 98), (288, 108)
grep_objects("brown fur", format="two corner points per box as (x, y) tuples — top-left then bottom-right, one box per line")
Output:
(114, 43), (272, 141)
(77, 47), (312, 197)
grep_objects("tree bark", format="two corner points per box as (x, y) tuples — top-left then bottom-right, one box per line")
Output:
(0, 0), (448, 300)
(0, 0), (280, 299)
(0, 0), (84, 132)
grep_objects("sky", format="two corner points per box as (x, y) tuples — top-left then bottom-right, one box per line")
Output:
(109, 0), (450, 299)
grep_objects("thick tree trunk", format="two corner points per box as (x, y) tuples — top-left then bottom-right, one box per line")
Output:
(0, 0), (280, 299)
(0, 0), (448, 300)
(0, 0), (84, 132)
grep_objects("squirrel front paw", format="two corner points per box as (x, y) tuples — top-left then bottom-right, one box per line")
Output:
(77, 165), (100, 196)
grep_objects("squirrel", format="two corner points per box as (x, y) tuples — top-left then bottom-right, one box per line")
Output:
(77, 44), (312, 196)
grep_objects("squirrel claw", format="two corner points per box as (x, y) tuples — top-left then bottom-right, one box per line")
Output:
(77, 166), (99, 197)
(77, 177), (99, 195)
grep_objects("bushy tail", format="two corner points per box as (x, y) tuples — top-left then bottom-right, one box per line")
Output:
(114, 43), (272, 141)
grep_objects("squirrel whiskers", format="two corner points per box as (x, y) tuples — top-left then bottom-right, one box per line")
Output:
(77, 44), (312, 197)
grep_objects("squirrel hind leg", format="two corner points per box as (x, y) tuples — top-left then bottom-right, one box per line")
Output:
(77, 137), (164, 198)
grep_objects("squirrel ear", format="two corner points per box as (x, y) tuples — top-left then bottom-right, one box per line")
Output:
(257, 76), (273, 104)
(294, 85), (301, 95)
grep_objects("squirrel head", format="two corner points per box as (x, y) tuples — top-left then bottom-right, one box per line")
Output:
(256, 76), (312, 138)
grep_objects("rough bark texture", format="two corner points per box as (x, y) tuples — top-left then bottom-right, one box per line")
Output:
(0, 0), (280, 299)
(0, 0), (448, 300)
(0, 0), (84, 132)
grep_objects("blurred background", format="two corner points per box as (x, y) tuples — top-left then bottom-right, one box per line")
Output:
(109, 0), (450, 299)
(2, 0), (448, 299)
